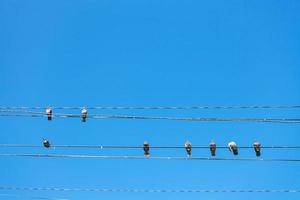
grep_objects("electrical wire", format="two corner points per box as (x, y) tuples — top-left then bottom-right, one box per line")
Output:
(0, 109), (43, 114)
(0, 186), (299, 193)
(0, 113), (299, 123)
(0, 154), (299, 162)
(0, 193), (68, 200)
(1, 105), (300, 110)
(0, 144), (300, 149)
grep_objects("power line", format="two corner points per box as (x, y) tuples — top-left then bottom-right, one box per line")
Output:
(0, 186), (299, 193)
(0, 153), (299, 162)
(1, 144), (300, 149)
(0, 113), (299, 123)
(1, 105), (300, 110)
(0, 109), (43, 114)
(0, 193), (68, 200)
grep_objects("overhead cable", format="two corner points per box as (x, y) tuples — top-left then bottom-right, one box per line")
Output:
(0, 144), (299, 149)
(0, 113), (299, 123)
(0, 193), (68, 200)
(0, 154), (299, 162)
(1, 105), (300, 110)
(0, 186), (299, 193)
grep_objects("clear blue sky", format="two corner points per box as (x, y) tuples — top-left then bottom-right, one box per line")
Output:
(1, 0), (300, 199)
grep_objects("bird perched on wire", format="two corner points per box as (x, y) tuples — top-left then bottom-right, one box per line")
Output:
(185, 141), (192, 157)
(253, 141), (261, 156)
(228, 141), (238, 155)
(209, 141), (216, 156)
(143, 141), (150, 157)
(42, 139), (51, 148)
(81, 107), (87, 122)
(46, 107), (52, 120)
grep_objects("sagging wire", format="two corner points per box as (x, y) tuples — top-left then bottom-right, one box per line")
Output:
(0, 186), (300, 193)
(0, 153), (300, 162)
(0, 144), (299, 149)
(1, 105), (300, 110)
(0, 140), (299, 158)
(0, 193), (68, 200)
(0, 112), (299, 123)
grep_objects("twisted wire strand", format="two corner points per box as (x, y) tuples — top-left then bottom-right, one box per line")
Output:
(0, 109), (44, 114)
(0, 144), (300, 149)
(0, 113), (299, 123)
(0, 186), (299, 193)
(0, 154), (300, 162)
(0, 193), (68, 200)
(1, 105), (300, 110)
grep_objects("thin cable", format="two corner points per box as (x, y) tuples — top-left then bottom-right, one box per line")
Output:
(1, 144), (300, 149)
(0, 109), (43, 114)
(0, 154), (299, 162)
(1, 105), (300, 110)
(0, 193), (68, 200)
(0, 113), (43, 117)
(0, 186), (299, 193)
(0, 113), (299, 123)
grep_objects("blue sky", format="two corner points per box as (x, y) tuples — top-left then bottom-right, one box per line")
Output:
(0, 0), (300, 199)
